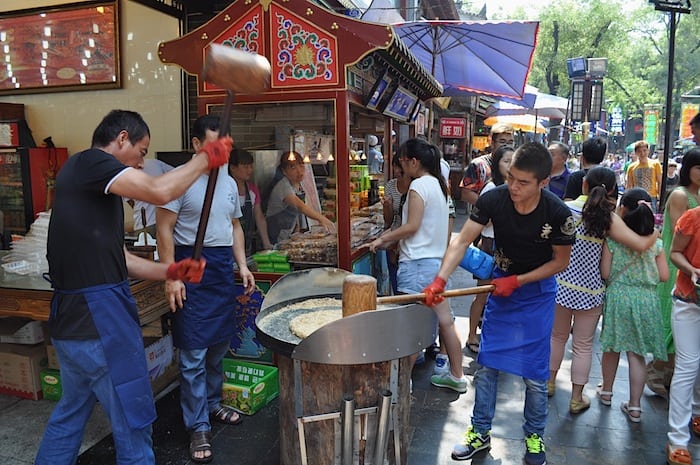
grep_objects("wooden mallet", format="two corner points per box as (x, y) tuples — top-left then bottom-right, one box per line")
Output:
(191, 44), (271, 260)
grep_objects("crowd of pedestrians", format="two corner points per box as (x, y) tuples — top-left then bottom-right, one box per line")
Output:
(417, 112), (700, 465)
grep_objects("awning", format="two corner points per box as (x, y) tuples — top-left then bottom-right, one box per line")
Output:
(483, 115), (546, 134)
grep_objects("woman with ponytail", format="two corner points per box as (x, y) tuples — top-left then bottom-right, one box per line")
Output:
(365, 138), (467, 393)
(549, 167), (658, 414)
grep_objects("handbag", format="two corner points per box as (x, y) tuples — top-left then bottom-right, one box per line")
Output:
(458, 244), (495, 280)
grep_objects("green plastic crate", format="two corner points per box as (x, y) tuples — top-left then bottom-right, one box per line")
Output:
(221, 359), (278, 415)
(252, 251), (288, 264)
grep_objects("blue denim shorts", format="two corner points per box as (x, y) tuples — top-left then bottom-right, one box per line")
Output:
(397, 258), (443, 294)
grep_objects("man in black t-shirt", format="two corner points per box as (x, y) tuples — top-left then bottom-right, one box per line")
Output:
(424, 142), (575, 465)
(36, 110), (232, 465)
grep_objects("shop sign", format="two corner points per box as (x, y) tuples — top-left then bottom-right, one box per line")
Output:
(609, 106), (624, 134)
(679, 102), (700, 140)
(439, 118), (466, 138)
(643, 109), (659, 146)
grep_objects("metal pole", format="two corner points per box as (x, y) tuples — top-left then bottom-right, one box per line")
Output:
(373, 389), (393, 465)
(341, 394), (355, 465)
(659, 11), (677, 213)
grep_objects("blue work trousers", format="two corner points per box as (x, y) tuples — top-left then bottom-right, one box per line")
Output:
(35, 338), (154, 465)
(179, 341), (230, 432)
(471, 365), (548, 437)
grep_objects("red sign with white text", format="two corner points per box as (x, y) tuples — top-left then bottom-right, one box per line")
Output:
(439, 118), (466, 138)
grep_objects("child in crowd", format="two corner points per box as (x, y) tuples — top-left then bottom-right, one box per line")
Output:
(597, 187), (669, 422)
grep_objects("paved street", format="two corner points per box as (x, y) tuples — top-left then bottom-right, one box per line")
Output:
(1, 210), (698, 464)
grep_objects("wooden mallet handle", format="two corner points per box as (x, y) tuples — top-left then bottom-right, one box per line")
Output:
(191, 91), (234, 261)
(377, 285), (495, 305)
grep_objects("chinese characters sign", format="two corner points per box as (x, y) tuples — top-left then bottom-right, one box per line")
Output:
(439, 117), (466, 138)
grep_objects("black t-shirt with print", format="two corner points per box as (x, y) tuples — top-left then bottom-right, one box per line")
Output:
(471, 184), (576, 275)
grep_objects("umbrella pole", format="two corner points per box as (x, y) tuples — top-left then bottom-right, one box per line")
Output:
(428, 26), (437, 143)
(428, 100), (434, 142)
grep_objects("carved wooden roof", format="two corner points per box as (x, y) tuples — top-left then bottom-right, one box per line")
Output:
(158, 0), (442, 100)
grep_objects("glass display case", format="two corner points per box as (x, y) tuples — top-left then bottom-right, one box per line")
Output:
(0, 147), (30, 236)
(0, 146), (68, 236)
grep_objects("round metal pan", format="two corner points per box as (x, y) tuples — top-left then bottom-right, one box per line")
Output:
(256, 268), (351, 357)
(255, 293), (343, 357)
(254, 268), (438, 362)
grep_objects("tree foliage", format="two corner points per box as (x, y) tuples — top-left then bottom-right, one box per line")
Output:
(489, 0), (700, 135)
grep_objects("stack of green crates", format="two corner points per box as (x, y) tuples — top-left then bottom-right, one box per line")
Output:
(349, 165), (370, 192)
(252, 250), (290, 273)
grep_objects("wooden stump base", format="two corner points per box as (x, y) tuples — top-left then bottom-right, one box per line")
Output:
(277, 355), (411, 465)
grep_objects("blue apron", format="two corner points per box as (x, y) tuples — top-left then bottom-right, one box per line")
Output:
(477, 271), (556, 380)
(51, 281), (156, 429)
(172, 246), (237, 350)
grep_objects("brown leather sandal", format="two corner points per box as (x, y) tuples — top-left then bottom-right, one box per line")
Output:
(667, 444), (692, 465)
(211, 405), (243, 425)
(692, 416), (700, 438)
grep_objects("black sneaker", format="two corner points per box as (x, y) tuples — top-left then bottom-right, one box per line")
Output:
(524, 433), (546, 465)
(451, 426), (491, 460)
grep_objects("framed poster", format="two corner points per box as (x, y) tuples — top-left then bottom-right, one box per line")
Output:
(0, 1), (120, 95)
(383, 85), (418, 122)
(365, 70), (392, 111)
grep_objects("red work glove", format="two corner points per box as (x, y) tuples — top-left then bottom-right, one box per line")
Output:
(491, 275), (520, 297)
(202, 136), (234, 169)
(423, 277), (446, 306)
(166, 258), (206, 284)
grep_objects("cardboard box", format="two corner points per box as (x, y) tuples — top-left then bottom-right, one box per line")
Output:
(0, 343), (47, 400)
(40, 368), (62, 401)
(221, 359), (278, 415)
(46, 344), (60, 370)
(0, 319), (45, 345)
(144, 333), (174, 382)
(150, 350), (179, 395)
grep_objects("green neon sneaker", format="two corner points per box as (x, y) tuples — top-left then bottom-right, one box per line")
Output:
(524, 433), (546, 465)
(451, 426), (491, 460)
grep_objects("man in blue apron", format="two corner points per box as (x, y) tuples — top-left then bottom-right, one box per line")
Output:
(157, 115), (255, 464)
(424, 142), (575, 465)
(36, 110), (232, 465)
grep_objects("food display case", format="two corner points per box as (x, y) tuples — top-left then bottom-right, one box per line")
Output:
(0, 147), (69, 236)
(0, 104), (68, 237)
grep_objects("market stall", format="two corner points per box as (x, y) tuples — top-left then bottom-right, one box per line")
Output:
(157, 0), (442, 276)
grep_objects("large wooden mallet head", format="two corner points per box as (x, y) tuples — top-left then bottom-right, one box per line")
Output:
(202, 43), (271, 94)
